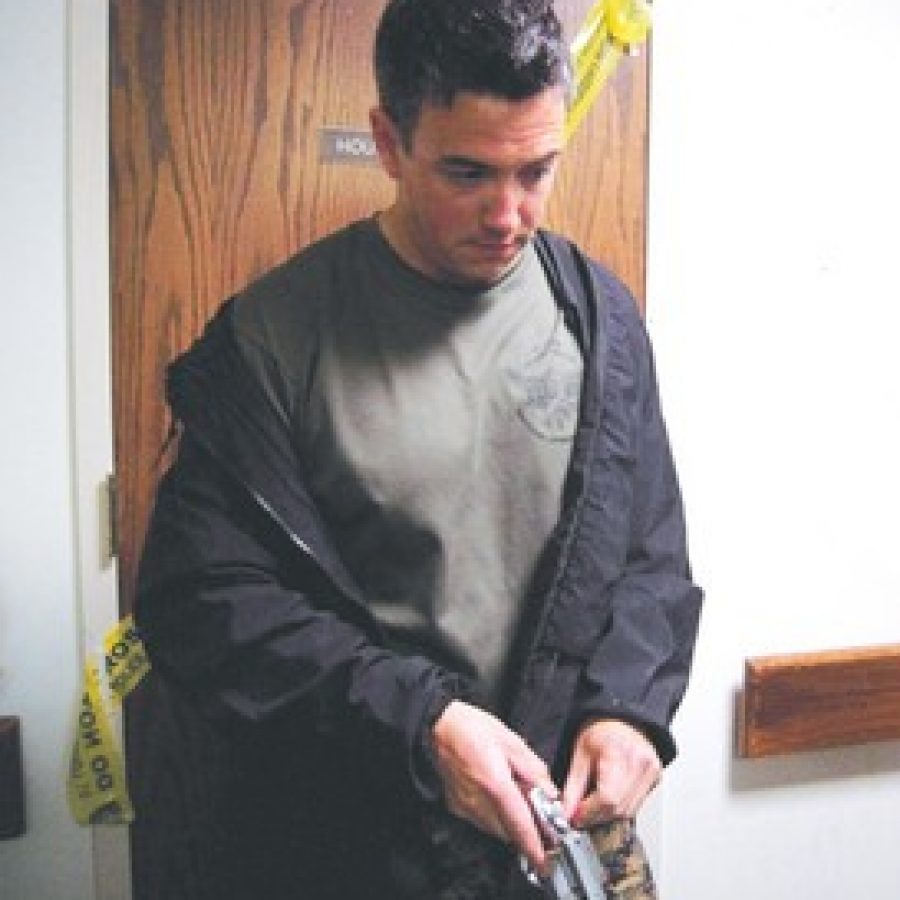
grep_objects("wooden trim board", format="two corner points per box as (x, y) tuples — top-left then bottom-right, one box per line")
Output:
(736, 644), (900, 758)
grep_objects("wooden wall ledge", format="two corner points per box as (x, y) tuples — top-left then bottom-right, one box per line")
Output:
(736, 644), (900, 758)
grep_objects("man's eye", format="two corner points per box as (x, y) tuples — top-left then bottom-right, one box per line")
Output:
(520, 163), (553, 188)
(443, 166), (487, 186)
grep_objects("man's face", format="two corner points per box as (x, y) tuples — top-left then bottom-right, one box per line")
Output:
(371, 87), (566, 288)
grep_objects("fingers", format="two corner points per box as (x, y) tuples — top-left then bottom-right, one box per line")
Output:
(506, 731), (558, 799)
(503, 734), (560, 873)
(491, 772), (548, 871)
(563, 719), (661, 828)
(573, 758), (658, 824)
(561, 743), (591, 820)
(431, 701), (558, 872)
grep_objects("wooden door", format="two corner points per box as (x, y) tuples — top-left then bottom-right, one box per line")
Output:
(110, 0), (647, 893)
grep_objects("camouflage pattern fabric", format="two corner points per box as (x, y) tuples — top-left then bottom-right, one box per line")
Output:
(424, 808), (658, 899)
(589, 818), (658, 899)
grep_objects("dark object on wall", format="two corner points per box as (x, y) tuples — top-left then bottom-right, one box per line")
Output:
(0, 716), (25, 838)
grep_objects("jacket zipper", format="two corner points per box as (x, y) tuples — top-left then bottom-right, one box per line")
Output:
(188, 426), (386, 642)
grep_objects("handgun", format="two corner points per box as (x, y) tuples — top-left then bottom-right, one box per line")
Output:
(522, 787), (609, 900)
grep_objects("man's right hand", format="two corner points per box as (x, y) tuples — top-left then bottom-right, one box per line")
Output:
(431, 700), (557, 874)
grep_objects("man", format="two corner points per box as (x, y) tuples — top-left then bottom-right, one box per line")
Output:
(135, 1), (702, 898)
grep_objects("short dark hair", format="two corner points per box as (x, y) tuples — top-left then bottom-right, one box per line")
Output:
(375, 0), (571, 147)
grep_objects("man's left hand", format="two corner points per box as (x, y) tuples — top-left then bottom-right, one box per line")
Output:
(561, 720), (661, 828)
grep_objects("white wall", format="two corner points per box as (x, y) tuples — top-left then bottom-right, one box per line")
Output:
(648, 0), (900, 895)
(0, 2), (94, 898)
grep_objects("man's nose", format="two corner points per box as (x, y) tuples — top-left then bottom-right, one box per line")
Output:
(481, 180), (522, 232)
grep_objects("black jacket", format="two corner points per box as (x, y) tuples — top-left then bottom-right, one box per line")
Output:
(134, 230), (701, 900)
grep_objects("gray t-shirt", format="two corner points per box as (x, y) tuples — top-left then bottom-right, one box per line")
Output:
(233, 219), (582, 706)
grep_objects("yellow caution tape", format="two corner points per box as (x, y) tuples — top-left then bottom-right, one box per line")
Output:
(67, 614), (151, 826)
(566, 0), (653, 141)
(604, 0), (653, 47)
(104, 614), (152, 705)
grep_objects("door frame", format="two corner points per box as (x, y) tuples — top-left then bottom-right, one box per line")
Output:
(69, 1), (132, 897)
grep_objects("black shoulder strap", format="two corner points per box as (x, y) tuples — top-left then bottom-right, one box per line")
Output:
(533, 229), (608, 381)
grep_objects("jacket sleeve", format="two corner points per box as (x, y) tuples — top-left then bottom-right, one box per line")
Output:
(570, 284), (702, 766)
(136, 428), (467, 801)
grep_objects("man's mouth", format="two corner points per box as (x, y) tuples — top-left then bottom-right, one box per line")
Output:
(471, 239), (522, 259)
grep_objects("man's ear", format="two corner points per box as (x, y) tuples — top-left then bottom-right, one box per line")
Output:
(370, 107), (404, 179)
